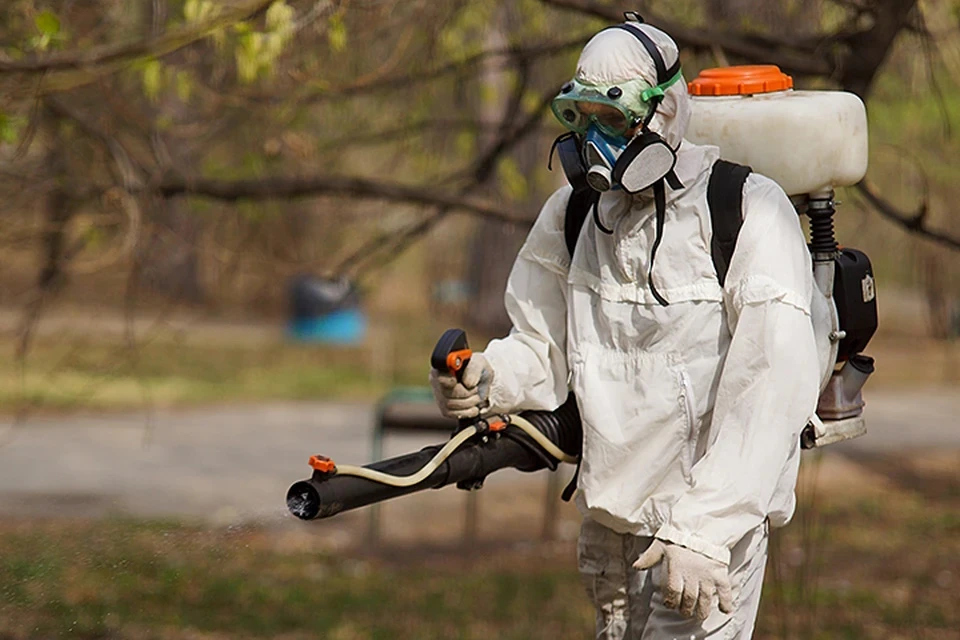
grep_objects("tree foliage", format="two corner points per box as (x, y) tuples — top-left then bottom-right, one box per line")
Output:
(0, 0), (957, 337)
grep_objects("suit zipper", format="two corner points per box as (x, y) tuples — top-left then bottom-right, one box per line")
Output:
(679, 370), (697, 483)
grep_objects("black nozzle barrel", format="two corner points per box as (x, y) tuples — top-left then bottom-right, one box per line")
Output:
(287, 395), (581, 520)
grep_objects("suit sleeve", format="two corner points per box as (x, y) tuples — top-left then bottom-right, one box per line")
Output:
(482, 187), (574, 414)
(655, 174), (821, 565)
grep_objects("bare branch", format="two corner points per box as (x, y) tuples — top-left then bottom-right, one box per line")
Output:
(155, 173), (531, 226)
(45, 97), (147, 189)
(271, 35), (590, 104)
(338, 209), (446, 278)
(466, 83), (559, 185)
(856, 180), (960, 251)
(315, 117), (527, 151)
(0, 0), (276, 74)
(839, 0), (919, 97)
(537, 0), (834, 76)
(339, 76), (562, 278)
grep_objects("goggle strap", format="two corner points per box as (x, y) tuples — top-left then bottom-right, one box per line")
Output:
(664, 58), (682, 82)
(640, 69), (684, 129)
(610, 23), (671, 86)
(640, 69), (684, 103)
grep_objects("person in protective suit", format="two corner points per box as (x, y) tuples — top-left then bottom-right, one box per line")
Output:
(431, 17), (820, 640)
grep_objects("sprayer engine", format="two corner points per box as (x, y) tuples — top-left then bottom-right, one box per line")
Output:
(799, 191), (878, 448)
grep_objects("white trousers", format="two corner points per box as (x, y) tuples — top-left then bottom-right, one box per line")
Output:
(577, 518), (769, 640)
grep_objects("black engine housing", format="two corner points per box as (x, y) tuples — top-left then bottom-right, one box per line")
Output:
(834, 248), (878, 360)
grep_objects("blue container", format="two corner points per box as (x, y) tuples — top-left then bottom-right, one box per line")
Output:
(287, 276), (366, 345)
(288, 309), (367, 344)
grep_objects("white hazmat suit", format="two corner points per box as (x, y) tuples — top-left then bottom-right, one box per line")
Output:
(437, 22), (821, 640)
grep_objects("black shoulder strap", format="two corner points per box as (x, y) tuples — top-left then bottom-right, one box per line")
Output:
(563, 160), (752, 279)
(564, 188), (599, 259)
(707, 160), (752, 287)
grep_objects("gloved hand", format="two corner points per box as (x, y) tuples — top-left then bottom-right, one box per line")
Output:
(429, 353), (495, 419)
(633, 539), (734, 620)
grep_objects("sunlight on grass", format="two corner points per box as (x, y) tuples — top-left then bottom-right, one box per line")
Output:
(0, 316), (448, 413)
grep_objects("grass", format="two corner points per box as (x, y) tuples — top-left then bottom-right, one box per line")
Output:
(758, 451), (960, 640)
(0, 305), (955, 416)
(0, 519), (594, 640)
(0, 311), (459, 414)
(0, 338), (384, 412)
(864, 332), (960, 389)
(0, 452), (957, 639)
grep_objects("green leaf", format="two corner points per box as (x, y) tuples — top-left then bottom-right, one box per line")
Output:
(266, 1), (295, 33)
(328, 14), (347, 53)
(82, 225), (105, 249)
(0, 112), (20, 145)
(30, 34), (51, 52)
(521, 89), (545, 114)
(235, 34), (259, 83)
(35, 10), (61, 37)
(497, 157), (528, 202)
(455, 130), (475, 158)
(438, 3), (493, 60)
(183, 0), (200, 22)
(262, 31), (280, 58)
(185, 0), (220, 23)
(176, 71), (194, 102)
(141, 60), (163, 100)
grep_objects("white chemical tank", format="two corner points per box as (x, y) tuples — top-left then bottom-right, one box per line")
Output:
(686, 66), (868, 196)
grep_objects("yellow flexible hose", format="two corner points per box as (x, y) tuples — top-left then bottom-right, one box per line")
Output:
(506, 414), (579, 465)
(329, 413), (577, 487)
(331, 425), (478, 487)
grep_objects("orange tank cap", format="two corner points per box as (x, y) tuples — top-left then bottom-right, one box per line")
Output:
(688, 65), (793, 96)
(309, 455), (336, 473)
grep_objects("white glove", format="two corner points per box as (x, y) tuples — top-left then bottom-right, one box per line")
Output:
(633, 539), (735, 620)
(429, 353), (494, 420)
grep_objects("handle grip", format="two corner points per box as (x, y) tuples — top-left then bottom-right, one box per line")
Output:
(431, 328), (472, 380)
(431, 328), (478, 431)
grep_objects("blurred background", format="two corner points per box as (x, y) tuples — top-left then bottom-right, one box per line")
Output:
(0, 0), (957, 638)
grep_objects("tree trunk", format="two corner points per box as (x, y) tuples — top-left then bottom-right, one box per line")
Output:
(135, 0), (206, 304)
(841, 0), (918, 98)
(706, 0), (820, 36)
(38, 105), (71, 294)
(465, 4), (534, 335)
(138, 198), (205, 302)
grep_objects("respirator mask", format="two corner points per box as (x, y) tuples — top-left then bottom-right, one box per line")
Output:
(548, 16), (684, 305)
(550, 20), (684, 196)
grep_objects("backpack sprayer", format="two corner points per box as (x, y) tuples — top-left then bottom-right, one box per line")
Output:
(686, 65), (878, 448)
(286, 329), (581, 521)
(286, 66), (879, 521)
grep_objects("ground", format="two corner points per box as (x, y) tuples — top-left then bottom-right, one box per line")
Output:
(0, 449), (957, 639)
(0, 302), (957, 638)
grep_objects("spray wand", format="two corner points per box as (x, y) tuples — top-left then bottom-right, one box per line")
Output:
(286, 329), (581, 521)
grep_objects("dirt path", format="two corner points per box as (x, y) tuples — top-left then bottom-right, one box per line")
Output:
(0, 387), (955, 528)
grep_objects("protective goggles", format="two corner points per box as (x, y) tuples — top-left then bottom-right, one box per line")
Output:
(550, 72), (683, 138)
